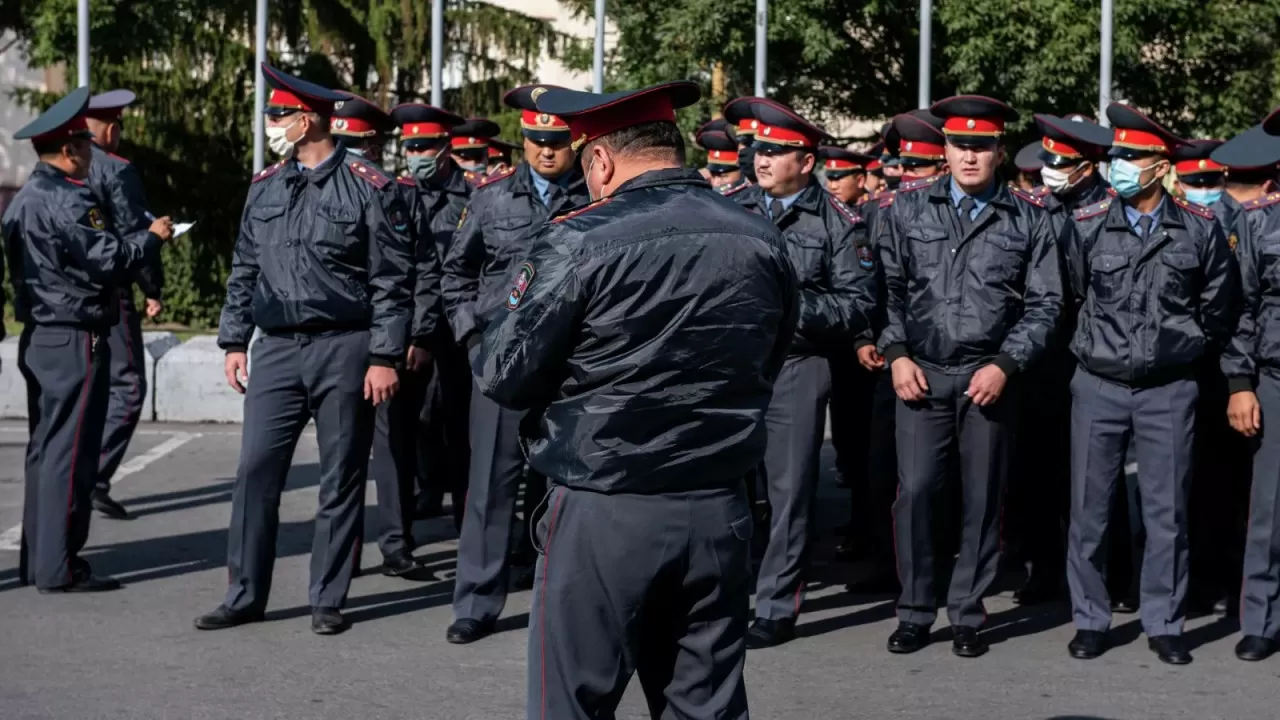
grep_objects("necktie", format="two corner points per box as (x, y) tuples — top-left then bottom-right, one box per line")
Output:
(1138, 215), (1154, 242)
(958, 196), (976, 235)
(769, 199), (785, 222)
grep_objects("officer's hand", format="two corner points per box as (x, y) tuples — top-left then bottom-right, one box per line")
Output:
(890, 357), (928, 402)
(406, 346), (432, 372)
(150, 216), (175, 242)
(145, 298), (163, 319)
(967, 364), (1008, 407)
(857, 345), (885, 371)
(365, 366), (400, 406)
(224, 352), (249, 394)
(1227, 391), (1262, 437)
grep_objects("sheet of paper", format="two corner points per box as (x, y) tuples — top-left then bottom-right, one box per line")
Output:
(173, 222), (195, 238)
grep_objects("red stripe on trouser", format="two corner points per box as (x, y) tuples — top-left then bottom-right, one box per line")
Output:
(539, 490), (566, 720)
(65, 334), (94, 584)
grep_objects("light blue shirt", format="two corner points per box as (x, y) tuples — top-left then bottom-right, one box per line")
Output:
(529, 168), (570, 207)
(764, 190), (804, 219)
(949, 179), (999, 220)
(1124, 203), (1163, 235)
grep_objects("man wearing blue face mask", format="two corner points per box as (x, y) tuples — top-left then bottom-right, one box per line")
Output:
(1062, 102), (1241, 665)
(1173, 140), (1228, 211)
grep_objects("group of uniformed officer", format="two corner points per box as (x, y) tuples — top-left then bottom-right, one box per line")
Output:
(10, 61), (1280, 718)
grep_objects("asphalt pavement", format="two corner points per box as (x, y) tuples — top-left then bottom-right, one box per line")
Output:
(0, 421), (1276, 720)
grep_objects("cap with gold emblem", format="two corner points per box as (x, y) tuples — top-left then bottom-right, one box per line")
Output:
(729, 97), (828, 152)
(818, 146), (876, 179)
(696, 121), (740, 175)
(262, 63), (346, 117)
(450, 117), (500, 151)
(330, 92), (393, 138)
(929, 95), (1018, 148)
(534, 81), (701, 152)
(1033, 113), (1112, 167)
(1171, 139), (1226, 182)
(892, 110), (947, 165)
(389, 104), (465, 150)
(722, 97), (767, 147)
(1104, 102), (1184, 159)
(504, 85), (572, 144)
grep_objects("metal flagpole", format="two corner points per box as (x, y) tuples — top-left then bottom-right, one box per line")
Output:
(918, 0), (932, 108)
(754, 0), (767, 96)
(1099, 0), (1113, 126)
(77, 0), (89, 87)
(593, 0), (605, 93)
(253, 0), (267, 173)
(431, 0), (445, 106)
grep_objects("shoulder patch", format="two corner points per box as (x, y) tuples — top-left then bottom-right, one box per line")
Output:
(349, 159), (390, 189)
(506, 261), (537, 310)
(397, 175), (416, 187)
(827, 196), (863, 225)
(1173, 195), (1214, 220)
(1243, 192), (1280, 212)
(1072, 199), (1112, 221)
(107, 151), (131, 165)
(252, 160), (285, 183)
(475, 166), (515, 190)
(550, 196), (615, 224)
(1009, 186), (1046, 208)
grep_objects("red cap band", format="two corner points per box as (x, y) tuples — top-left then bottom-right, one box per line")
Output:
(755, 123), (817, 148)
(567, 97), (676, 151)
(942, 116), (1004, 135)
(330, 116), (376, 136)
(708, 148), (739, 166)
(451, 136), (489, 150)
(268, 89), (310, 113)
(1175, 158), (1225, 175)
(1042, 137), (1082, 158)
(824, 158), (862, 171)
(737, 119), (759, 136)
(1113, 128), (1169, 153)
(521, 109), (569, 133)
(866, 159), (882, 172)
(488, 147), (502, 159)
(899, 139), (946, 159)
(401, 122), (450, 139)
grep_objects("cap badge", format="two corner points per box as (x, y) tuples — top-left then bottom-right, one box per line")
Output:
(1047, 139), (1055, 149)
(538, 113), (551, 126)
(333, 118), (348, 130)
(1120, 130), (1127, 141)
(751, 120), (759, 129)
(334, 100), (345, 110)
(713, 151), (721, 159)
(531, 87), (548, 102)
(1199, 159), (1207, 169)
(763, 126), (772, 136)
(572, 133), (588, 151)
(966, 119), (976, 130)
(411, 124), (419, 135)
(905, 141), (913, 151)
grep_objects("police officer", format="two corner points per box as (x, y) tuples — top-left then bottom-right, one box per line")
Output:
(695, 119), (744, 192)
(878, 95), (1062, 658)
(389, 102), (474, 528)
(724, 96), (877, 648)
(722, 96), (762, 184)
(1012, 141), (1044, 191)
(487, 138), (519, 176)
(862, 142), (886, 197)
(1220, 115), (1280, 662)
(195, 65), (412, 635)
(819, 146), (874, 206)
(2, 87), (172, 592)
(332, 92), (443, 577)
(83, 89), (166, 521)
(451, 117), (501, 183)
(1173, 140), (1228, 208)
(472, 79), (795, 720)
(1062, 103), (1238, 665)
(441, 84), (589, 645)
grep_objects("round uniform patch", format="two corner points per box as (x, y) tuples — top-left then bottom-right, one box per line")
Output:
(1229, 232), (1238, 252)
(390, 206), (408, 233)
(857, 244), (874, 269)
(507, 262), (535, 310)
(87, 207), (105, 230)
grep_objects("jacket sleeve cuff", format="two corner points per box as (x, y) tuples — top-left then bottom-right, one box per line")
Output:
(1227, 375), (1256, 394)
(222, 344), (247, 354)
(411, 336), (434, 351)
(881, 343), (909, 365)
(991, 352), (1020, 378)
(369, 355), (400, 368)
(854, 338), (874, 351)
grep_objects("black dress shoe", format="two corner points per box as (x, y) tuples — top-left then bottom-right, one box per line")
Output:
(446, 618), (495, 644)
(1013, 575), (1063, 606)
(1148, 635), (1192, 665)
(311, 607), (348, 635)
(194, 605), (265, 630)
(886, 622), (930, 654)
(39, 570), (122, 594)
(92, 490), (131, 520)
(1111, 597), (1139, 614)
(952, 626), (988, 658)
(1235, 635), (1276, 662)
(1068, 630), (1108, 659)
(381, 550), (424, 577)
(745, 618), (796, 649)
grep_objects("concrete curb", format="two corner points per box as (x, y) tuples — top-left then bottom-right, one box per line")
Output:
(154, 335), (245, 423)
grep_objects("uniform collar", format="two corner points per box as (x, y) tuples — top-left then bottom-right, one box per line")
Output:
(929, 175), (1017, 209)
(283, 144), (345, 185)
(612, 167), (710, 195)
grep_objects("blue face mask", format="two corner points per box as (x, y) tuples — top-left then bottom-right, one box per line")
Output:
(1183, 187), (1223, 207)
(1109, 158), (1163, 198)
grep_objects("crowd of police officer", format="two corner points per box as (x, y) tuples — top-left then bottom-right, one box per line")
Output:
(8, 60), (1280, 719)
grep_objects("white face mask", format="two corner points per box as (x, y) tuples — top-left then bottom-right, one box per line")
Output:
(1041, 164), (1084, 194)
(266, 116), (302, 157)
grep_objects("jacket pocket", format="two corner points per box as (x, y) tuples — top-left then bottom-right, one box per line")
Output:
(1161, 251), (1199, 295)
(1089, 252), (1128, 304)
(983, 232), (1029, 282)
(905, 224), (949, 271)
(315, 205), (364, 261)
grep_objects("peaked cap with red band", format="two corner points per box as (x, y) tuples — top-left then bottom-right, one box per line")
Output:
(1105, 102), (1184, 159)
(1033, 113), (1112, 166)
(330, 92), (393, 138)
(504, 85), (572, 143)
(262, 63), (346, 117)
(893, 110), (947, 162)
(1171, 139), (1226, 176)
(865, 140), (886, 173)
(1212, 123), (1280, 172)
(929, 95), (1018, 144)
(389, 103), (464, 149)
(86, 89), (136, 121)
(15, 86), (93, 144)
(534, 81), (701, 152)
(722, 97), (767, 142)
(818, 146), (875, 177)
(697, 127), (740, 173)
(451, 118), (500, 150)
(737, 98), (828, 150)
(487, 138), (520, 163)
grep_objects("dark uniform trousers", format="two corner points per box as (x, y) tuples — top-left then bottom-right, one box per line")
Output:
(894, 366), (1016, 628)
(452, 382), (544, 623)
(369, 363), (432, 558)
(1241, 369), (1280, 640)
(1067, 368), (1196, 636)
(755, 354), (831, 621)
(1007, 352), (1073, 579)
(18, 325), (111, 589)
(527, 485), (751, 720)
(223, 331), (374, 612)
(423, 340), (472, 527)
(1190, 358), (1249, 605)
(864, 369), (900, 573)
(97, 296), (147, 493)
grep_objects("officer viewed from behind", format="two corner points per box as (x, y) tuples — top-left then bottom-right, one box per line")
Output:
(724, 96), (878, 649)
(1012, 140), (1044, 191)
(472, 80), (797, 720)
(83, 89), (166, 521)
(3, 87), (173, 592)
(878, 95), (1062, 659)
(442, 84), (589, 646)
(195, 65), (412, 636)
(1063, 103), (1238, 665)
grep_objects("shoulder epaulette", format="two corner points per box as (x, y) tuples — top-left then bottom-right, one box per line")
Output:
(475, 166), (515, 190)
(1105, 187), (1118, 198)
(898, 175), (941, 194)
(252, 160), (285, 183)
(348, 158), (391, 189)
(397, 174), (415, 187)
(1009, 186), (1046, 208)
(878, 191), (896, 209)
(550, 196), (615, 224)
(107, 151), (131, 165)
(1243, 192), (1280, 212)
(1173, 195), (1215, 220)
(62, 176), (86, 187)
(1072, 199), (1112, 221)
(721, 181), (751, 198)
(1031, 185), (1050, 198)
(827, 196), (863, 225)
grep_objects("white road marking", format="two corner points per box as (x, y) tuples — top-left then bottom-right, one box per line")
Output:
(0, 432), (201, 551)
(1124, 462), (1138, 475)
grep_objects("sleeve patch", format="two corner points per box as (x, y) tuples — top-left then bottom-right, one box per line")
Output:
(857, 244), (874, 269)
(87, 207), (105, 230)
(506, 262), (536, 310)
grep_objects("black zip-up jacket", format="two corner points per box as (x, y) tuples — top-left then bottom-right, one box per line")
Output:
(217, 149), (414, 364)
(1064, 192), (1239, 384)
(727, 177), (876, 355)
(398, 161), (472, 347)
(1220, 192), (1280, 393)
(442, 163), (588, 344)
(1212, 192), (1245, 242)
(473, 168), (799, 495)
(878, 175), (1063, 376)
(86, 143), (163, 302)
(2, 162), (160, 328)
